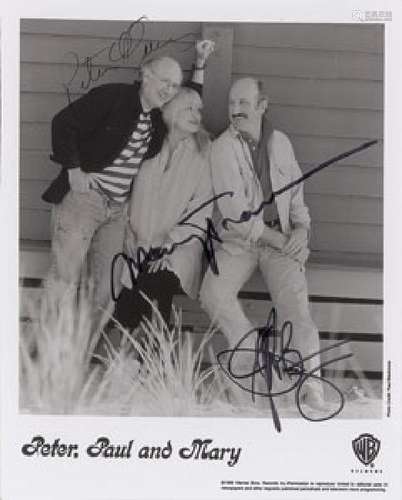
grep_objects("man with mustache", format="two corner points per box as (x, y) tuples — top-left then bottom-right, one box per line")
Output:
(200, 77), (325, 409)
(42, 41), (215, 331)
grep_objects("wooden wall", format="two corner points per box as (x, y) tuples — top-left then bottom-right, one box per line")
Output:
(20, 18), (202, 242)
(20, 20), (383, 268)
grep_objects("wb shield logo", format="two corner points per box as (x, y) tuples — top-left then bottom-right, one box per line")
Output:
(352, 433), (380, 465)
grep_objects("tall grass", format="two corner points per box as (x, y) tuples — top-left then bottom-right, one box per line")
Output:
(20, 286), (226, 416)
(20, 284), (381, 419)
(20, 286), (103, 414)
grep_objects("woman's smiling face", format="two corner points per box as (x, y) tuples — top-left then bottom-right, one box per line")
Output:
(163, 90), (203, 135)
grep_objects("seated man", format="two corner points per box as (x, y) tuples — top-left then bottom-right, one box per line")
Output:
(200, 77), (324, 409)
(42, 41), (214, 331)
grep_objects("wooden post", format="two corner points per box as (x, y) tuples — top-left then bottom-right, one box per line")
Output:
(201, 24), (233, 137)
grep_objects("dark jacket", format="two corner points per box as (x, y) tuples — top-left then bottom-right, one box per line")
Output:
(42, 80), (201, 204)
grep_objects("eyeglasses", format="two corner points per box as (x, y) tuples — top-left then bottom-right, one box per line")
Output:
(148, 68), (181, 93)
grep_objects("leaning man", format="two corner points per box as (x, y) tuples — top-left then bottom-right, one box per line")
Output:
(200, 77), (325, 409)
(42, 41), (214, 330)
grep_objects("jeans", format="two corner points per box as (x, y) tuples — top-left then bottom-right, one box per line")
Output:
(200, 245), (320, 374)
(46, 189), (127, 322)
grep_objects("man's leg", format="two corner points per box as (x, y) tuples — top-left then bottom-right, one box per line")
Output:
(87, 203), (128, 332)
(258, 248), (325, 406)
(45, 190), (106, 301)
(200, 249), (257, 348)
(200, 249), (259, 407)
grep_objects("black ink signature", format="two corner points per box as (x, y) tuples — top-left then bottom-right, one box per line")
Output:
(110, 192), (233, 301)
(63, 16), (198, 102)
(221, 139), (378, 230)
(216, 308), (354, 432)
(110, 138), (378, 300)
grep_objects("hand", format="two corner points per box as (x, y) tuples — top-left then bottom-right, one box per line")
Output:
(259, 226), (287, 250)
(68, 167), (96, 193)
(195, 39), (215, 65)
(292, 246), (310, 265)
(125, 227), (137, 258)
(148, 257), (169, 274)
(283, 227), (308, 257)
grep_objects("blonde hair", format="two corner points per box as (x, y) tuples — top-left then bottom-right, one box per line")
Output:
(163, 87), (210, 156)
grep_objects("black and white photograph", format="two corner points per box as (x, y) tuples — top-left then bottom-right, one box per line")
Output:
(1, 2), (402, 499)
(19, 18), (384, 422)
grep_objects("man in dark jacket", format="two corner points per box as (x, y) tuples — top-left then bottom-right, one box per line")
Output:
(43, 41), (214, 329)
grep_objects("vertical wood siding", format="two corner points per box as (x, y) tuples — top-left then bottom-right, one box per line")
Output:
(230, 23), (383, 267)
(20, 20), (383, 268)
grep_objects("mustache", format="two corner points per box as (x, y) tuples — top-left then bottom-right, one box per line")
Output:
(232, 113), (247, 119)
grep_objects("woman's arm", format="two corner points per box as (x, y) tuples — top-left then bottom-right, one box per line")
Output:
(166, 158), (213, 246)
(185, 39), (215, 95)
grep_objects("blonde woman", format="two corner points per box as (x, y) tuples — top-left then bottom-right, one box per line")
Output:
(112, 87), (213, 331)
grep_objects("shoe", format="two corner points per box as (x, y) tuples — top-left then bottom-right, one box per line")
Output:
(346, 385), (371, 404)
(299, 380), (327, 411)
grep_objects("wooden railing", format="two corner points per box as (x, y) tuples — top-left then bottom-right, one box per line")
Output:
(20, 242), (383, 380)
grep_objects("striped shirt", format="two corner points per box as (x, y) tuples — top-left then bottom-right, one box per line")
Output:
(92, 112), (152, 202)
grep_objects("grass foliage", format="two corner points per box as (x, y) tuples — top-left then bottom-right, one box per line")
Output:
(20, 284), (381, 419)
(20, 287), (226, 416)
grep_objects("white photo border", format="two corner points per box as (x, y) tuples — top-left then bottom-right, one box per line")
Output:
(1, 1), (402, 499)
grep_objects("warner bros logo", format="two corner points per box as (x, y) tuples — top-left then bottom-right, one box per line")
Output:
(352, 433), (381, 466)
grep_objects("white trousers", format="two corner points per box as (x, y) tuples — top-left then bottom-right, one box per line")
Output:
(200, 245), (321, 375)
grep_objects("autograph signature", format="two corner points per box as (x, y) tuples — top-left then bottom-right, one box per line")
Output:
(110, 191), (232, 301)
(110, 139), (378, 300)
(63, 16), (198, 102)
(221, 139), (378, 229)
(217, 308), (354, 432)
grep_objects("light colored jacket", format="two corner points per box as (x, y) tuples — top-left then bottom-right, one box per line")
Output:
(210, 125), (310, 253)
(121, 136), (213, 299)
